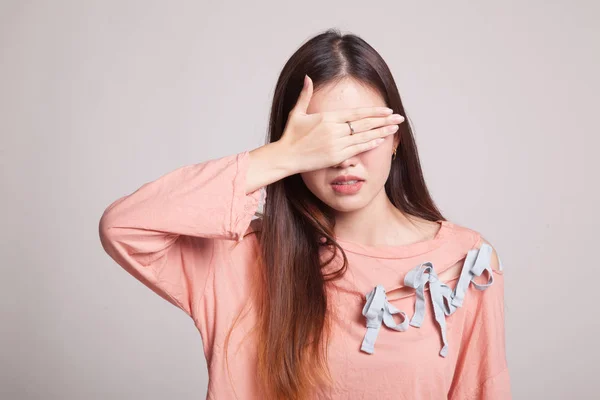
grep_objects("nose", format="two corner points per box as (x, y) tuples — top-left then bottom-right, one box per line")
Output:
(334, 155), (358, 169)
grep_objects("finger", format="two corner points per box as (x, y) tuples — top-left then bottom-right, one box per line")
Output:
(341, 136), (388, 159)
(326, 106), (393, 123)
(290, 75), (314, 115)
(343, 124), (399, 147)
(342, 114), (404, 135)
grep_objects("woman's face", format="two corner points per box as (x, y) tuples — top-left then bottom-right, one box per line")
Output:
(300, 78), (400, 213)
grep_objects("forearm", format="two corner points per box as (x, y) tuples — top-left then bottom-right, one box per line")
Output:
(246, 141), (297, 194)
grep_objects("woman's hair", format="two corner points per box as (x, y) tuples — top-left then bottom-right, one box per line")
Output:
(225, 28), (445, 399)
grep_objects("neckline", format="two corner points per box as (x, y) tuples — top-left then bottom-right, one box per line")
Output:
(334, 219), (452, 259)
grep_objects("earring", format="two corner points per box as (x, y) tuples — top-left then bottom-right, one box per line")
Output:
(392, 147), (397, 160)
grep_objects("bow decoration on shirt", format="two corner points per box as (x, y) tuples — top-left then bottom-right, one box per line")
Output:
(404, 243), (496, 357)
(360, 284), (409, 354)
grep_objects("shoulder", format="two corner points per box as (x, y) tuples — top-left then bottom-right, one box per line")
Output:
(477, 236), (503, 273)
(444, 219), (504, 273)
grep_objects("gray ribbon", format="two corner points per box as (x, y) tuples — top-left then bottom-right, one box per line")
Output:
(403, 242), (495, 357)
(360, 284), (409, 354)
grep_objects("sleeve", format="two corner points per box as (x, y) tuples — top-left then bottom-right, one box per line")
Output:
(448, 240), (512, 400)
(98, 150), (263, 322)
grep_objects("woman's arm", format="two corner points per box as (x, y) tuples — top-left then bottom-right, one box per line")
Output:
(98, 142), (294, 321)
(448, 238), (512, 399)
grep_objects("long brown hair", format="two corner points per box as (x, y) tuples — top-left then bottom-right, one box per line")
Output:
(227, 28), (445, 399)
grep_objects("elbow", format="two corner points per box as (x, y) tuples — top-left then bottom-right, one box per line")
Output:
(98, 208), (116, 254)
(98, 195), (128, 248)
(98, 199), (124, 255)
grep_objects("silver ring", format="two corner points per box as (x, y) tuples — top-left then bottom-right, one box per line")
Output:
(346, 121), (355, 135)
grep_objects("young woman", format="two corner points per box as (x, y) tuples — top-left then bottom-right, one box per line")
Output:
(99, 29), (511, 399)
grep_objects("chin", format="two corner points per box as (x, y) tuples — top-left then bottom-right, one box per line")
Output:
(321, 193), (370, 213)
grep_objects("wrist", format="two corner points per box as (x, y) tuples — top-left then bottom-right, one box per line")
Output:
(268, 140), (299, 176)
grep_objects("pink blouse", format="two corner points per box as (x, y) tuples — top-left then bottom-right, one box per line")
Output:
(99, 150), (511, 399)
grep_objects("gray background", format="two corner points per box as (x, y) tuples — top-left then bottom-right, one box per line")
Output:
(2, 1), (598, 399)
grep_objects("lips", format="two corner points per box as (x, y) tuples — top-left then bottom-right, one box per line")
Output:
(331, 175), (364, 184)
(330, 178), (364, 194)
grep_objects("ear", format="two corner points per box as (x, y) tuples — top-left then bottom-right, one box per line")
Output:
(393, 133), (400, 151)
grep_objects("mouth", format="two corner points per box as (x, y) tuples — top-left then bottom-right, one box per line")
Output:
(330, 175), (365, 185)
(330, 176), (365, 194)
(331, 180), (362, 185)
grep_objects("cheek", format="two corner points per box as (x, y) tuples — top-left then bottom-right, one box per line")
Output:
(300, 171), (325, 194)
(361, 149), (393, 184)
(363, 142), (392, 167)
(376, 135), (395, 154)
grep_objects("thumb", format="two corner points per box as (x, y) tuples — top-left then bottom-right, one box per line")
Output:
(291, 74), (313, 115)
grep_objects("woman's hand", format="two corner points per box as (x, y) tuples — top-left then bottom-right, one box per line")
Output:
(278, 75), (405, 174)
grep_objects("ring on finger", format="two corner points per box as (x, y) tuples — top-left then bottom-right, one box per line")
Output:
(346, 121), (355, 135)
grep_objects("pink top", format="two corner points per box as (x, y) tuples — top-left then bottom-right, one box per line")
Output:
(99, 150), (511, 399)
